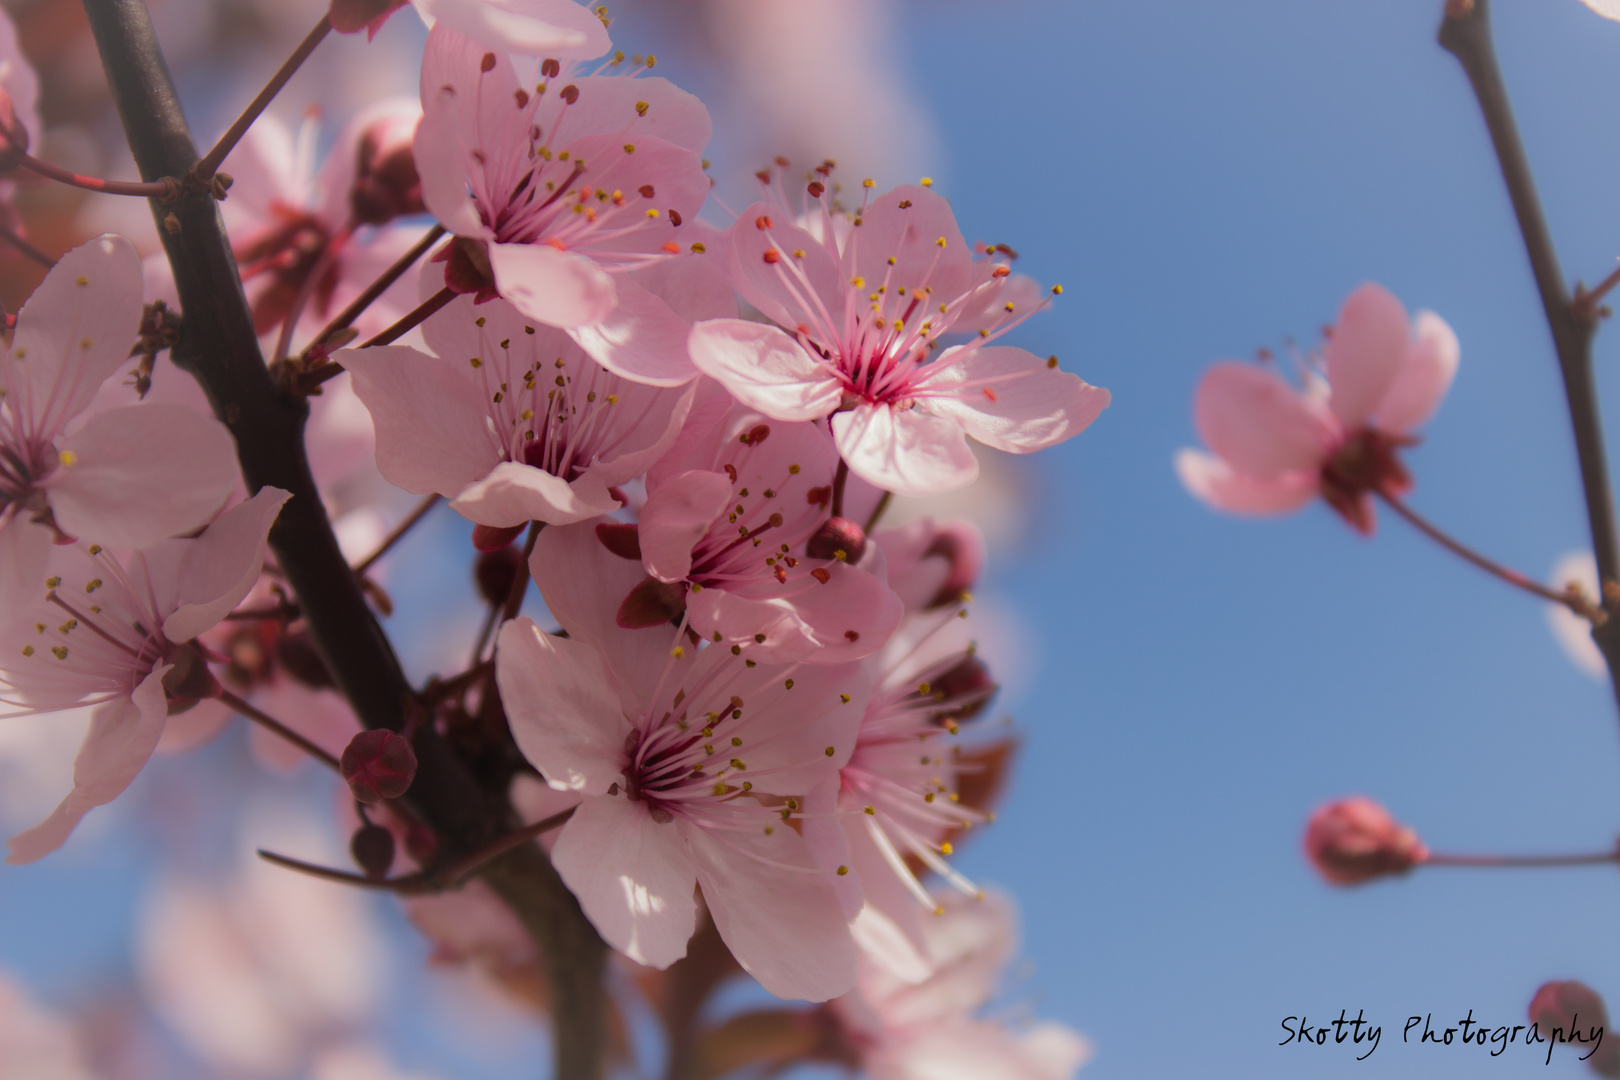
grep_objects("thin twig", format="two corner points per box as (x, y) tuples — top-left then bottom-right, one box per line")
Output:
(1377, 489), (1578, 610)
(1574, 262), (1620, 322)
(830, 458), (850, 520)
(302, 223), (447, 358)
(0, 221), (53, 268)
(354, 494), (441, 576)
(1425, 850), (1620, 869)
(502, 522), (543, 623)
(301, 285), (457, 391)
(218, 688), (339, 769)
(192, 13), (331, 181)
(9, 145), (174, 198)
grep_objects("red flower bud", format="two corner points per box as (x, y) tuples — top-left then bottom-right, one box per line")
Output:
(1529, 981), (1620, 1077)
(350, 822), (396, 879)
(472, 522), (527, 552)
(475, 543), (524, 605)
(349, 109), (425, 225)
(1303, 797), (1428, 886)
(340, 729), (418, 803)
(805, 517), (866, 564)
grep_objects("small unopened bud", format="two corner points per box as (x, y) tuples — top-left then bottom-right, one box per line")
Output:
(350, 822), (396, 879)
(442, 236), (494, 295)
(472, 522), (526, 552)
(929, 654), (997, 725)
(1529, 981), (1620, 1077)
(1303, 797), (1428, 886)
(475, 543), (523, 605)
(350, 110), (424, 225)
(404, 820), (438, 864)
(806, 517), (866, 564)
(340, 729), (418, 803)
(0, 87), (29, 173)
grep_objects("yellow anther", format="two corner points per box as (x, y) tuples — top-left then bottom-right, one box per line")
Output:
(941, 842), (954, 855)
(862, 178), (875, 188)
(935, 236), (946, 248)
(824, 746), (835, 757)
(837, 866), (849, 875)
(671, 645), (685, 658)
(920, 177), (933, 187)
(58, 451), (78, 468)
(863, 805), (876, 815)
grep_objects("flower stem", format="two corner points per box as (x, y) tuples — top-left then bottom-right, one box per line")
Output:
(501, 522), (543, 623)
(10, 145), (175, 198)
(353, 494), (441, 576)
(1377, 489), (1579, 611)
(301, 223), (446, 356)
(1425, 850), (1620, 869)
(300, 285), (457, 391)
(830, 458), (850, 519)
(0, 221), (52, 268)
(864, 490), (893, 533)
(191, 13), (331, 181)
(218, 687), (339, 769)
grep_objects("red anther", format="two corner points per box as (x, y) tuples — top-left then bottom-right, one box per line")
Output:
(807, 181), (825, 198)
(616, 576), (687, 628)
(668, 209), (683, 227)
(1303, 797), (1427, 886)
(350, 823), (396, 879)
(1529, 982), (1620, 1077)
(560, 84), (580, 104)
(806, 485), (831, 508)
(541, 58), (561, 78)
(992, 265), (1012, 278)
(475, 544), (524, 605)
(774, 155), (790, 167)
(898, 199), (913, 209)
(762, 250), (780, 264)
(595, 521), (643, 561)
(480, 52), (498, 72)
(755, 215), (774, 230)
(638, 184), (656, 198)
(341, 729), (419, 804)
(746, 424), (771, 446)
(472, 522), (527, 552)
(755, 170), (772, 184)
(810, 568), (831, 584)
(661, 242), (680, 254)
(844, 630), (859, 642)
(983, 387), (999, 403)
(513, 88), (530, 109)
(767, 512), (784, 527)
(723, 464), (738, 482)
(774, 566), (787, 584)
(275, 631), (336, 690)
(806, 517), (867, 564)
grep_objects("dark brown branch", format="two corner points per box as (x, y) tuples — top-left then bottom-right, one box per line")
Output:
(1439, 0), (1620, 712)
(81, 5), (608, 1077)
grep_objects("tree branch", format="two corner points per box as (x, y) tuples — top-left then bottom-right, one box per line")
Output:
(1438, 0), (1620, 714)
(80, 4), (607, 1076)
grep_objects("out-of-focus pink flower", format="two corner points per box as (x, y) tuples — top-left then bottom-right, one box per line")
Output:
(1176, 283), (1458, 535)
(830, 890), (1090, 1080)
(1548, 552), (1607, 681)
(414, 26), (713, 384)
(0, 236), (242, 609)
(875, 517), (984, 614)
(0, 6), (40, 177)
(689, 183), (1108, 496)
(0, 488), (290, 863)
(334, 0), (611, 58)
(499, 525), (873, 1000)
(1529, 981), (1620, 1077)
(218, 103), (431, 342)
(1303, 796), (1429, 886)
(342, 290), (700, 529)
(591, 395), (901, 661)
(0, 970), (100, 1080)
(1580, 0), (1620, 22)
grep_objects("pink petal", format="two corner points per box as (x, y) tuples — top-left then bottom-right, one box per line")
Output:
(411, 97), (488, 239)
(340, 344), (500, 499)
(410, 0), (611, 58)
(494, 617), (631, 792)
(218, 115), (301, 229)
(800, 778), (861, 919)
(1193, 362), (1335, 476)
(0, 508), (49, 614)
(724, 202), (847, 336)
(683, 818), (856, 1001)
(4, 235), (143, 437)
(47, 404), (239, 549)
(529, 522), (676, 709)
(313, 97), (422, 228)
(567, 279), (698, 387)
(685, 564), (902, 664)
(625, 248), (737, 326)
(1326, 282), (1410, 428)
(922, 346), (1110, 454)
(550, 795), (698, 969)
(162, 488), (292, 643)
(1373, 310), (1459, 435)
(490, 242), (617, 330)
(689, 319), (842, 422)
(450, 460), (620, 528)
(6, 667), (168, 864)
(638, 469), (732, 582)
(852, 185), (977, 304)
(1174, 449), (1318, 515)
(832, 403), (979, 498)
(548, 75), (711, 154)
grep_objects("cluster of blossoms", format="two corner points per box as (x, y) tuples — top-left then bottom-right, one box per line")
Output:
(0, 0), (1108, 1075)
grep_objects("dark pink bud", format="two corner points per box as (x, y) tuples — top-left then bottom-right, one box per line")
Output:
(340, 729), (418, 803)
(1530, 982), (1620, 1077)
(349, 111), (425, 225)
(350, 822), (396, 879)
(805, 517), (866, 564)
(328, 0), (405, 35)
(1303, 797), (1428, 886)
(475, 543), (524, 605)
(472, 522), (527, 552)
(595, 521), (643, 561)
(616, 576), (687, 628)
(922, 521), (984, 608)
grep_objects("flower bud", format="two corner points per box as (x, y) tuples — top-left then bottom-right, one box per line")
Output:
(350, 822), (396, 879)
(340, 729), (418, 803)
(1302, 797), (1428, 886)
(1529, 981), (1620, 1077)
(0, 86), (30, 174)
(805, 517), (866, 564)
(472, 522), (527, 552)
(475, 543), (524, 605)
(349, 111), (424, 225)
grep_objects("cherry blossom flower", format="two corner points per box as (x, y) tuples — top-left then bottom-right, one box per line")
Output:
(332, 0), (612, 59)
(829, 890), (1090, 1080)
(415, 25), (713, 384)
(341, 289), (699, 529)
(688, 182), (1109, 495)
(591, 393), (902, 661)
(215, 103), (431, 342)
(1176, 282), (1459, 534)
(0, 488), (290, 863)
(499, 521), (873, 1000)
(875, 517), (984, 615)
(0, 235), (242, 609)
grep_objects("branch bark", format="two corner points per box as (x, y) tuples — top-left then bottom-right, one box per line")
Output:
(1438, 0), (1620, 715)
(79, 3), (607, 1075)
